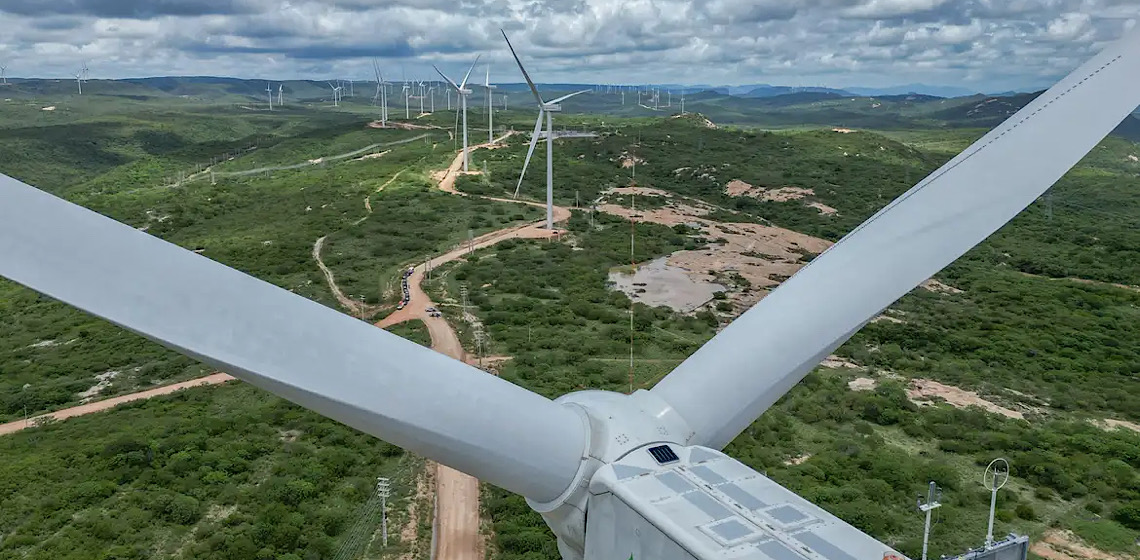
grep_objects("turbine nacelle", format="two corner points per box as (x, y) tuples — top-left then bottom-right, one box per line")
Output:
(530, 390), (899, 560)
(542, 102), (563, 112)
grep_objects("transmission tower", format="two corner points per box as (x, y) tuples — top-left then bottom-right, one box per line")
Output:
(377, 477), (391, 547)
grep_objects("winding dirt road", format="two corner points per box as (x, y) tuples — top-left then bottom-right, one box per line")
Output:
(0, 373), (234, 436)
(376, 132), (570, 560)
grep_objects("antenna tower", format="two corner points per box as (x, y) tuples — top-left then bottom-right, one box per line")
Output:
(917, 481), (943, 560)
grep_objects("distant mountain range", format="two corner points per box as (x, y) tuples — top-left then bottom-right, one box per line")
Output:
(4, 76), (1137, 140)
(650, 83), (1007, 98)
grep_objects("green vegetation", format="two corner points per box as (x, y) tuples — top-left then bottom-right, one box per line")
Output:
(0, 382), (417, 560)
(323, 184), (541, 306)
(1, 87), (1138, 560)
(385, 321), (431, 347)
(426, 209), (715, 397)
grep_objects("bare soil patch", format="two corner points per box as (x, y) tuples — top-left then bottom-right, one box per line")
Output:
(907, 379), (1024, 420)
(821, 355), (861, 370)
(723, 180), (838, 215)
(921, 279), (964, 294)
(1094, 418), (1140, 434)
(725, 180), (753, 197)
(596, 189), (831, 309)
(848, 377), (877, 391)
(620, 153), (646, 169)
(1030, 530), (1131, 560)
(784, 454), (812, 466)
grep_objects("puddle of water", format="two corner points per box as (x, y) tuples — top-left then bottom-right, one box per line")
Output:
(609, 257), (726, 313)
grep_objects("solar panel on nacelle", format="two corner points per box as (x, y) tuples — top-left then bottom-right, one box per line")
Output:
(586, 446), (906, 560)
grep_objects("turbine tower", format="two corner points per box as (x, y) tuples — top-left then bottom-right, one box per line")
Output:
(75, 71), (83, 95)
(278, 84), (284, 107)
(373, 61), (389, 126)
(1, 66), (7, 86)
(503, 30), (589, 231)
(405, 79), (414, 119)
(3, 25), (1140, 560)
(434, 56), (481, 173)
(266, 83), (274, 111)
(485, 66), (497, 143)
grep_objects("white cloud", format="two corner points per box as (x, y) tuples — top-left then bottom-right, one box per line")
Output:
(0, 0), (1137, 92)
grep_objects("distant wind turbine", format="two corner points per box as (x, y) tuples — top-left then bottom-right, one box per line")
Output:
(75, 71), (83, 95)
(502, 29), (590, 231)
(434, 55), (482, 173)
(326, 82), (340, 107)
(402, 80), (410, 119)
(0, 66), (7, 86)
(373, 61), (389, 126)
(485, 66), (497, 143)
(266, 83), (274, 111)
(278, 84), (284, 107)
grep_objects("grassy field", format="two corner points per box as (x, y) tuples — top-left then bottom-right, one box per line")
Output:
(1, 89), (1138, 560)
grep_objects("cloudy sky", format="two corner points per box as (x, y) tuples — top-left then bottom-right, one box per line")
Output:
(0, 0), (1137, 92)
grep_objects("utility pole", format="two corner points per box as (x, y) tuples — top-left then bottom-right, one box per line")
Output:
(460, 286), (470, 331)
(917, 481), (942, 560)
(376, 477), (391, 547)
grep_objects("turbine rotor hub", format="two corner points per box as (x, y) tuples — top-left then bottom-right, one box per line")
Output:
(526, 389), (695, 559)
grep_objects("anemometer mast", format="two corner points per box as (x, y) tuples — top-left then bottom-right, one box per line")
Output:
(983, 458), (1010, 549)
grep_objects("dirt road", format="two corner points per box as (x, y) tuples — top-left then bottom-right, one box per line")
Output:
(375, 134), (568, 560)
(0, 373), (234, 436)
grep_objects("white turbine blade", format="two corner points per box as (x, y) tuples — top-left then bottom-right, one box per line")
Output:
(433, 65), (461, 92)
(652, 29), (1140, 450)
(514, 110), (544, 198)
(501, 29), (544, 106)
(0, 173), (587, 503)
(547, 89), (590, 105)
(459, 55), (482, 90)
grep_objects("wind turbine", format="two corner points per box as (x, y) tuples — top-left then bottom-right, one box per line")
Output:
(326, 82), (340, 107)
(1, 66), (7, 86)
(278, 84), (284, 107)
(485, 66), (497, 143)
(373, 62), (389, 126)
(266, 83), (274, 111)
(417, 80), (426, 115)
(75, 71), (83, 95)
(503, 30), (589, 231)
(2, 27), (1140, 560)
(434, 55), (481, 173)
(402, 80), (410, 119)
